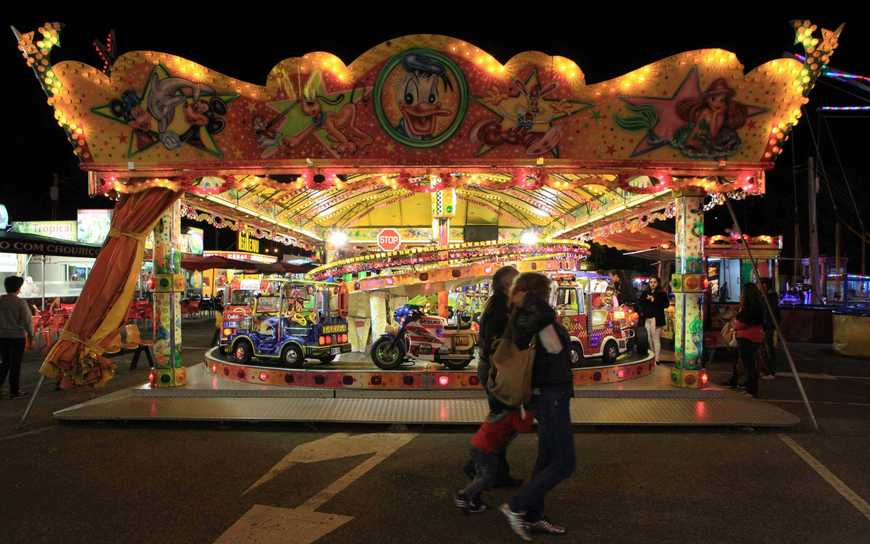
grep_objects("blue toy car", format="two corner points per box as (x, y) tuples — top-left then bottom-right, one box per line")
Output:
(220, 280), (351, 368)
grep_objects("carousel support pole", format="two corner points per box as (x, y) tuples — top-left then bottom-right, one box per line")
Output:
(152, 200), (185, 387)
(436, 217), (450, 318)
(670, 188), (706, 388)
(725, 199), (818, 430)
(370, 291), (388, 339)
(432, 189), (455, 319)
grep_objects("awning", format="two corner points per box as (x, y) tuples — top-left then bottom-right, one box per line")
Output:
(180, 255), (314, 274)
(596, 229), (783, 260)
(595, 228), (673, 253)
(181, 255), (257, 272)
(0, 229), (102, 258)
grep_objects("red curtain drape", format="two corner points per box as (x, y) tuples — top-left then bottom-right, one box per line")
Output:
(41, 188), (181, 388)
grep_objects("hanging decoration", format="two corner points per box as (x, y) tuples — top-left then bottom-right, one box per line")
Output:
(308, 239), (590, 281)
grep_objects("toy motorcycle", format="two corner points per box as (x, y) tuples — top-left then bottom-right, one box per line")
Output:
(370, 306), (477, 370)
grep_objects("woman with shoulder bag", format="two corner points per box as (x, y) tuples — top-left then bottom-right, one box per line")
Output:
(499, 273), (575, 541)
(732, 283), (765, 398)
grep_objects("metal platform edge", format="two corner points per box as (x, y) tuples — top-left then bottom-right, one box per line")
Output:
(53, 394), (800, 428)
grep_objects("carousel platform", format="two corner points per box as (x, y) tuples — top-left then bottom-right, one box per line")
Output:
(53, 351), (800, 427)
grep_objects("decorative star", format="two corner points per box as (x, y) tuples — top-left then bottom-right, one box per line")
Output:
(618, 67), (766, 157)
(261, 76), (371, 159)
(605, 145), (617, 156)
(473, 68), (593, 156)
(91, 64), (238, 158)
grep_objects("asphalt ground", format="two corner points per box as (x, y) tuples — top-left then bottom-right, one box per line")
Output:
(1, 319), (867, 543)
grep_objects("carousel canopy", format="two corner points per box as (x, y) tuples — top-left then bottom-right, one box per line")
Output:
(16, 21), (841, 248)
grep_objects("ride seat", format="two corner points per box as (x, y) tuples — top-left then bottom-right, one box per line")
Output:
(444, 322), (472, 330)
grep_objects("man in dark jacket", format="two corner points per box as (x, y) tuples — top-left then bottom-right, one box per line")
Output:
(638, 277), (669, 361)
(465, 266), (522, 488)
(609, 270), (636, 308)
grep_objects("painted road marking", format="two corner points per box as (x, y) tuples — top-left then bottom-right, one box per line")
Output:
(779, 434), (870, 522)
(244, 432), (415, 495)
(216, 433), (416, 544)
(213, 505), (352, 544)
(0, 425), (55, 441)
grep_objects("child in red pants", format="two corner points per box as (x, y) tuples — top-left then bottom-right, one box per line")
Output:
(455, 407), (535, 513)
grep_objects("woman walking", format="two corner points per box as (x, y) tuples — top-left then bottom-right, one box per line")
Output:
(500, 272), (575, 541)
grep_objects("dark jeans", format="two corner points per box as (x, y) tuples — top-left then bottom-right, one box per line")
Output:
(461, 447), (500, 499)
(0, 337), (26, 395)
(510, 385), (576, 522)
(738, 338), (761, 397)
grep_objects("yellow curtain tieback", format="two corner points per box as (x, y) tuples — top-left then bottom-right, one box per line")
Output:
(59, 330), (108, 354)
(108, 227), (147, 242)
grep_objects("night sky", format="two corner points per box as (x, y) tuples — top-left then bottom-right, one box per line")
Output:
(2, 12), (866, 270)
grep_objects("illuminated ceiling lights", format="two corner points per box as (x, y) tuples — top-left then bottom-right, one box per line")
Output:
(520, 230), (539, 246)
(328, 230), (348, 248)
(202, 195), (322, 241)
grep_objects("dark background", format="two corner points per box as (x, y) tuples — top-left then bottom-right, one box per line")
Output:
(2, 12), (866, 269)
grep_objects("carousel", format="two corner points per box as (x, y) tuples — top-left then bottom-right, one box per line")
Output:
(13, 20), (840, 425)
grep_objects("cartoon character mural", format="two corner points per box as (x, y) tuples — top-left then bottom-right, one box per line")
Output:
(92, 65), (237, 157)
(615, 67), (765, 160)
(674, 78), (748, 157)
(374, 49), (468, 148)
(394, 53), (454, 140)
(471, 69), (591, 157)
(255, 70), (372, 158)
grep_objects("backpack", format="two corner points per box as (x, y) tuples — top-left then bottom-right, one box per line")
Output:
(487, 311), (536, 407)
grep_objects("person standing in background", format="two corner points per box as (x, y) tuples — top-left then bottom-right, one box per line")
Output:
(0, 276), (34, 399)
(638, 277), (669, 362)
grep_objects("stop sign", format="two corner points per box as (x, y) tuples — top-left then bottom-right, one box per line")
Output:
(377, 229), (401, 252)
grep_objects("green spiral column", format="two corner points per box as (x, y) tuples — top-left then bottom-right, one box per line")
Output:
(152, 200), (185, 387)
(671, 188), (707, 388)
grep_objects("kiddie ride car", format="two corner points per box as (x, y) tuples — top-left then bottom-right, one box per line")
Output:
(552, 277), (639, 366)
(220, 279), (351, 368)
(370, 305), (477, 370)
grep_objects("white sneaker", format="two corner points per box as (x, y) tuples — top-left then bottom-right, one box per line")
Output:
(500, 503), (532, 541)
(761, 374), (776, 380)
(528, 518), (567, 535)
